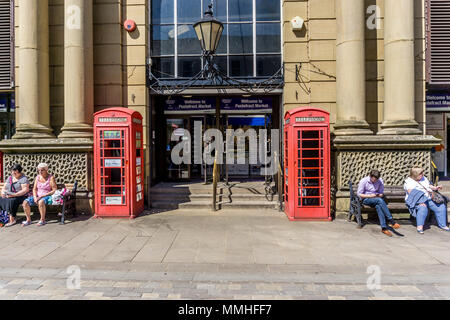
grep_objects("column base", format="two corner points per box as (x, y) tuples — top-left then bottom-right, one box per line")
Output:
(59, 123), (93, 139)
(378, 120), (422, 135)
(333, 120), (373, 136)
(13, 124), (55, 139)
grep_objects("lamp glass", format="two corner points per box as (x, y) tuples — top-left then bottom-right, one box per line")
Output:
(194, 19), (223, 53)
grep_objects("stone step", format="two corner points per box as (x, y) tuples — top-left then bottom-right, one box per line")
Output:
(150, 193), (276, 201)
(151, 185), (273, 196)
(151, 200), (279, 210)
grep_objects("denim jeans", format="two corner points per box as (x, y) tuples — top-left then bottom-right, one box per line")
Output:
(362, 197), (394, 229)
(416, 199), (447, 228)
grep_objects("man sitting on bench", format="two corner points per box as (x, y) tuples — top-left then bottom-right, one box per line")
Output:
(357, 170), (401, 237)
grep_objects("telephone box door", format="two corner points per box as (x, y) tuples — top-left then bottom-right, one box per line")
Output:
(96, 127), (130, 216)
(294, 127), (329, 219)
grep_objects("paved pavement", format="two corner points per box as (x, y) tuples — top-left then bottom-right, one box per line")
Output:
(0, 208), (450, 299)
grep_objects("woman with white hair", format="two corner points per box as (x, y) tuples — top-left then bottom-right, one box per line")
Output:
(22, 163), (57, 226)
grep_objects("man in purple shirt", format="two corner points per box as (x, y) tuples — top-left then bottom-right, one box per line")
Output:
(357, 170), (401, 237)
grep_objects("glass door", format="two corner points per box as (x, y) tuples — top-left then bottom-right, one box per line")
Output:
(165, 118), (189, 180)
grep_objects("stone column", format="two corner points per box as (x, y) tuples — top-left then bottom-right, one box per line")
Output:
(14, 0), (54, 139)
(59, 0), (94, 139)
(334, 0), (372, 136)
(378, 0), (421, 135)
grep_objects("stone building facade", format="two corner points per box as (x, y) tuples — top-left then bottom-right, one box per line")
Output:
(0, 0), (439, 216)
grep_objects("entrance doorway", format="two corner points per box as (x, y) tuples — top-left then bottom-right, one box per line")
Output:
(152, 95), (281, 184)
(162, 114), (271, 181)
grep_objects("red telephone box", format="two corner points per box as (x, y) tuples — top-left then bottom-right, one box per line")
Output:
(93, 108), (144, 219)
(284, 107), (331, 221)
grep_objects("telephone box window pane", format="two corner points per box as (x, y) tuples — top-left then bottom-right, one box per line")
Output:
(302, 140), (319, 149)
(304, 188), (320, 197)
(303, 131), (319, 139)
(255, 0), (280, 21)
(178, 57), (202, 77)
(229, 0), (252, 22)
(106, 187), (122, 195)
(302, 178), (319, 187)
(302, 169), (320, 178)
(152, 25), (175, 56)
(302, 149), (319, 158)
(152, 0), (174, 24)
(229, 55), (253, 77)
(297, 131), (301, 139)
(177, 0), (201, 24)
(302, 159), (319, 168)
(303, 198), (319, 206)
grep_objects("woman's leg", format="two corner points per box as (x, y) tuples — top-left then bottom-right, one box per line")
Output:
(416, 203), (428, 231)
(428, 200), (448, 229)
(22, 199), (32, 223)
(38, 199), (46, 223)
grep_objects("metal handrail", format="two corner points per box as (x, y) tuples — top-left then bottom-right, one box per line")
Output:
(431, 159), (439, 186)
(212, 152), (219, 211)
(274, 151), (284, 211)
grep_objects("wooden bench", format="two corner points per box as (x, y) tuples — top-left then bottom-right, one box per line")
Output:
(348, 180), (449, 229)
(348, 180), (409, 228)
(0, 180), (78, 225)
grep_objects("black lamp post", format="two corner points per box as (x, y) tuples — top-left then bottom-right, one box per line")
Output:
(193, 4), (224, 78)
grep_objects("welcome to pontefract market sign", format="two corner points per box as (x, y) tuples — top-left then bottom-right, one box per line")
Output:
(426, 93), (450, 111)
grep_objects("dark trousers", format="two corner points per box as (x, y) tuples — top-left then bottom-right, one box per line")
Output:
(0, 196), (27, 218)
(362, 197), (394, 229)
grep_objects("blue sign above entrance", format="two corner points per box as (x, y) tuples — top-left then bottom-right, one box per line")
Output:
(163, 97), (273, 114)
(221, 97), (272, 114)
(426, 93), (450, 110)
(164, 98), (216, 114)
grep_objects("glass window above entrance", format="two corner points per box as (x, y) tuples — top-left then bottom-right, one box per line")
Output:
(150, 0), (282, 79)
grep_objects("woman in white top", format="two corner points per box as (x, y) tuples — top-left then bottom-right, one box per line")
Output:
(404, 166), (449, 234)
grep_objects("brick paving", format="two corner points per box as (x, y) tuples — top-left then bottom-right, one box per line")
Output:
(0, 208), (449, 299)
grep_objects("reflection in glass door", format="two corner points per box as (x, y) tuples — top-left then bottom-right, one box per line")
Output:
(166, 118), (189, 180)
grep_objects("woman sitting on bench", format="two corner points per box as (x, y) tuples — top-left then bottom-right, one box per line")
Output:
(0, 163), (30, 227)
(22, 163), (57, 227)
(404, 166), (449, 234)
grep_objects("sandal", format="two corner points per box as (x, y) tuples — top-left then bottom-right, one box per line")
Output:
(5, 221), (17, 227)
(21, 221), (32, 227)
(37, 221), (46, 226)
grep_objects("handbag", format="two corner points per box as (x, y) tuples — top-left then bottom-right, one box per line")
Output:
(417, 180), (445, 204)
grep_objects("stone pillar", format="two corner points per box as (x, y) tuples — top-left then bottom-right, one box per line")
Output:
(59, 0), (94, 139)
(334, 0), (372, 136)
(378, 0), (421, 135)
(14, 0), (54, 139)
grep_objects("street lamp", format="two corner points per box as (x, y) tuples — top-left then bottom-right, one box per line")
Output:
(147, 1), (283, 95)
(193, 4), (224, 79)
(193, 4), (224, 55)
